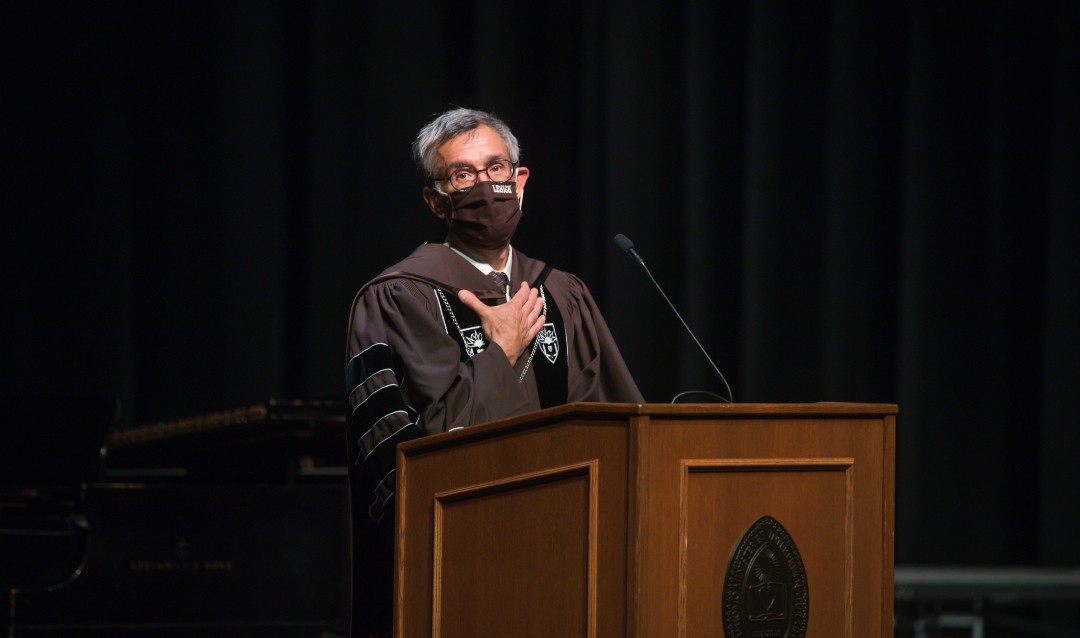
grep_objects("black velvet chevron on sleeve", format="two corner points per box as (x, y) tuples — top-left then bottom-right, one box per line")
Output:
(345, 343), (423, 525)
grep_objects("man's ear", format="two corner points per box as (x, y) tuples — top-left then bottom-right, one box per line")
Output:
(423, 186), (450, 221)
(515, 166), (530, 193)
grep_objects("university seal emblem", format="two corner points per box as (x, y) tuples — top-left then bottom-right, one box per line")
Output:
(722, 515), (809, 638)
(459, 326), (486, 357)
(538, 323), (559, 364)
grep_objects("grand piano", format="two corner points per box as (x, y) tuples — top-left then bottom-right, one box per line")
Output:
(2, 399), (350, 637)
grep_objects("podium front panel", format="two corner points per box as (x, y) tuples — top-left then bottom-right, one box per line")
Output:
(433, 461), (595, 636)
(681, 459), (852, 635)
(634, 412), (893, 638)
(396, 416), (631, 638)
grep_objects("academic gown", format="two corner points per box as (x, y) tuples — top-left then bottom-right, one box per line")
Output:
(346, 242), (642, 433)
(343, 242), (641, 637)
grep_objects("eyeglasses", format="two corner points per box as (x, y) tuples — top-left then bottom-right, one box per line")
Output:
(433, 159), (518, 192)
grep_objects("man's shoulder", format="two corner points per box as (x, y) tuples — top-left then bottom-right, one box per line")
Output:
(547, 270), (592, 304)
(378, 242), (451, 279)
(360, 243), (497, 298)
(369, 242), (479, 288)
(514, 251), (589, 298)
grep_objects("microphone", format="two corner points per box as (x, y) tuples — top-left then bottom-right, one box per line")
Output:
(613, 233), (643, 264)
(613, 233), (733, 403)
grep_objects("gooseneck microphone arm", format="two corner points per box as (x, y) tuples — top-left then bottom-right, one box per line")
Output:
(613, 233), (734, 403)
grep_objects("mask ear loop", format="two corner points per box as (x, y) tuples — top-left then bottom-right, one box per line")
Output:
(441, 189), (457, 226)
(509, 163), (523, 215)
(431, 173), (458, 221)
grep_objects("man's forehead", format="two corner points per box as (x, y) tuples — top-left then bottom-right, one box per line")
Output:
(437, 125), (509, 166)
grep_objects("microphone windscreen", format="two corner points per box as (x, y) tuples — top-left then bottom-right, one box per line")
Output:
(613, 233), (635, 253)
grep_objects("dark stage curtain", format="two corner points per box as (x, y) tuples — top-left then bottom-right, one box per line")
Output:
(3, 1), (1078, 568)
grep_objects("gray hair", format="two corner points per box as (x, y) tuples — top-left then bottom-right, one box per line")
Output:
(411, 108), (521, 180)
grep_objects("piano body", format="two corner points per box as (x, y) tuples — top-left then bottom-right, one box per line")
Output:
(2, 399), (350, 637)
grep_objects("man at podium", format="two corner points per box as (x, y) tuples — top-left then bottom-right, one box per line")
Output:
(345, 107), (642, 637)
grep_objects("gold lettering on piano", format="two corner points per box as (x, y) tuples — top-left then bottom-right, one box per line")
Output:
(129, 559), (234, 572)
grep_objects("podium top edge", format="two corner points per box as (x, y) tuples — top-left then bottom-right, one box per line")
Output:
(510, 401), (898, 419)
(594, 401), (897, 416)
(398, 402), (898, 455)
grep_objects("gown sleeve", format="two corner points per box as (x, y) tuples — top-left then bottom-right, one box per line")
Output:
(347, 277), (535, 435)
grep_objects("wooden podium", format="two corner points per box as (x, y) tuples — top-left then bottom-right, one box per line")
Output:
(394, 403), (896, 637)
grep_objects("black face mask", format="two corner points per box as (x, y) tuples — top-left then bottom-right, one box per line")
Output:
(445, 181), (522, 249)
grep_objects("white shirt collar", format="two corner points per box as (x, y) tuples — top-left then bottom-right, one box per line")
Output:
(442, 239), (513, 278)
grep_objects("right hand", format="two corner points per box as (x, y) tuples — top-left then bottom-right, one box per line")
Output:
(458, 282), (545, 366)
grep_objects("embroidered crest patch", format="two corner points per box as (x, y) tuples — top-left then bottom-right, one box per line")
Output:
(538, 323), (559, 364)
(459, 325), (486, 357)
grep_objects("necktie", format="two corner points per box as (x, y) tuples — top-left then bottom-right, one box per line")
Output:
(488, 271), (510, 298)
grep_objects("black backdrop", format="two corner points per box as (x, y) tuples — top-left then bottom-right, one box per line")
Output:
(4, 2), (1078, 568)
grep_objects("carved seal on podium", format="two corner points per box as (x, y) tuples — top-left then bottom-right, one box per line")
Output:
(722, 515), (809, 638)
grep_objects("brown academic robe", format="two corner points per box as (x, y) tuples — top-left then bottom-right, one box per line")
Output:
(343, 243), (641, 638)
(346, 242), (642, 433)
